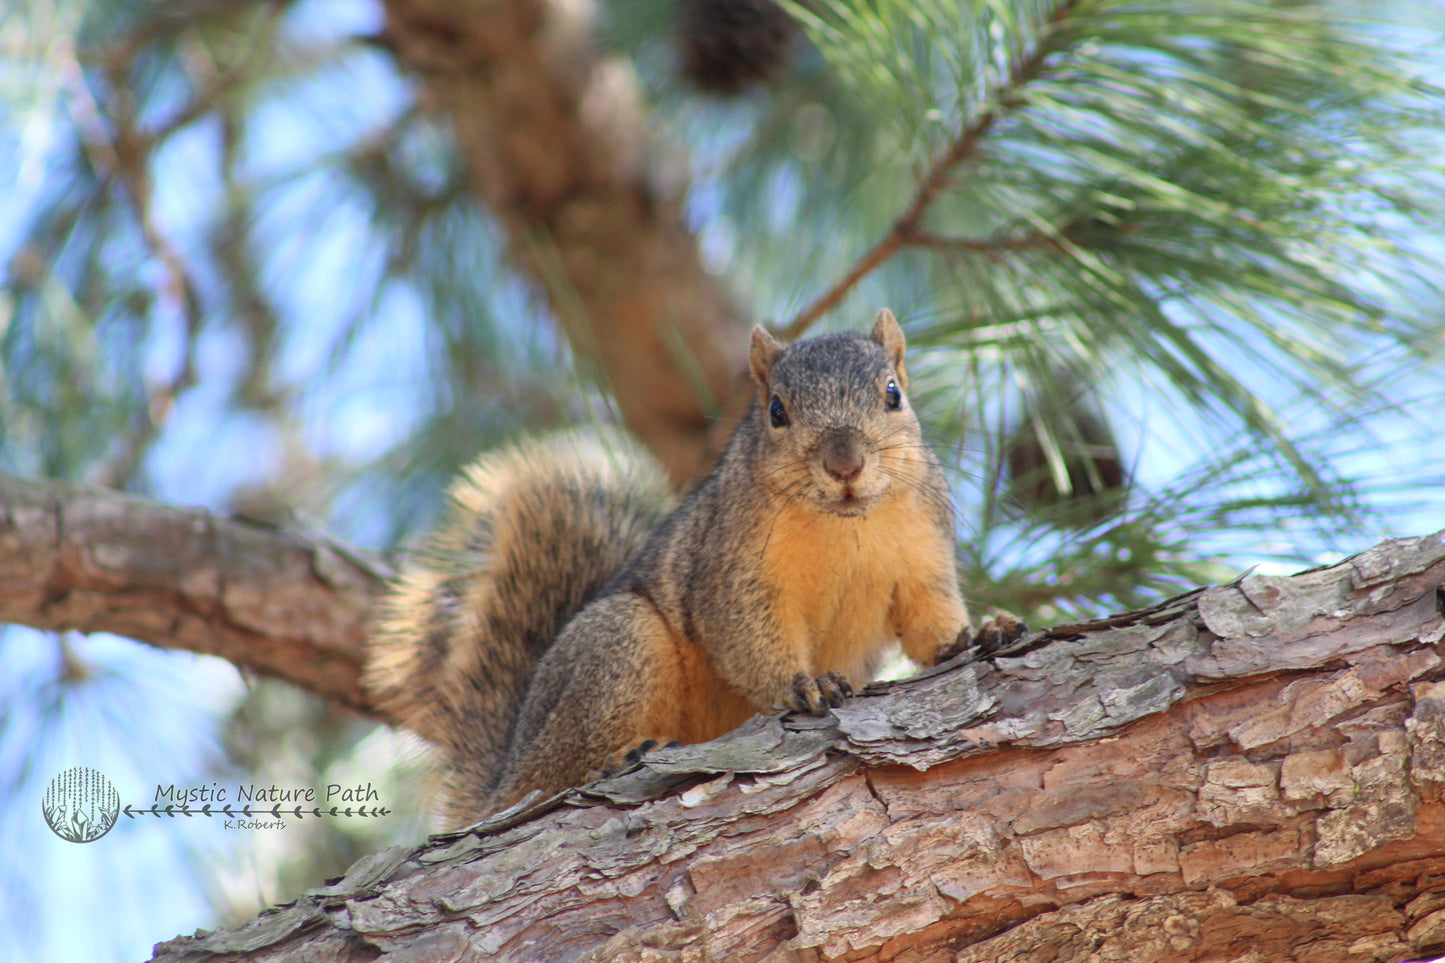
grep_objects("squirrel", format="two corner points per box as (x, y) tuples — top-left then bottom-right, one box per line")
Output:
(367, 309), (1024, 826)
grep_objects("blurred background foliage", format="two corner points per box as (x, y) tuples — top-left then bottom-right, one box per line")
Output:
(2, 0), (1443, 958)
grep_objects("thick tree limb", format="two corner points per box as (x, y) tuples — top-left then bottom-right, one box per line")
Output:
(149, 530), (1445, 962)
(0, 474), (386, 714)
(377, 0), (750, 485)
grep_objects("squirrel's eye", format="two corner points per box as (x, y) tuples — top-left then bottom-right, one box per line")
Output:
(769, 395), (789, 428)
(884, 380), (902, 411)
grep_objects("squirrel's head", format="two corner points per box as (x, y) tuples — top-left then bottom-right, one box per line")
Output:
(748, 309), (925, 517)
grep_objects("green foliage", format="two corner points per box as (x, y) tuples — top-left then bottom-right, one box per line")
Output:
(618, 3), (1445, 625)
(770, 0), (1445, 618)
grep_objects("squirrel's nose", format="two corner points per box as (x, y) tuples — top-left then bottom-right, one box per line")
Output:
(822, 430), (865, 482)
(826, 455), (863, 483)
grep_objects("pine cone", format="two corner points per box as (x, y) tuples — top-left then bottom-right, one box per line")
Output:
(679, 0), (797, 95)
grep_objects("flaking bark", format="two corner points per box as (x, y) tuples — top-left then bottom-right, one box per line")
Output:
(145, 529), (1445, 962)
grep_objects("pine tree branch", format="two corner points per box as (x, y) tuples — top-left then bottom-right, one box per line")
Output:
(0, 474), (387, 715)
(148, 530), (1445, 962)
(59, 35), (214, 488)
(782, 0), (1083, 339)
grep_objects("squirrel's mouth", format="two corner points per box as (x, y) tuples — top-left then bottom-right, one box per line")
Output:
(822, 488), (874, 516)
(810, 469), (889, 516)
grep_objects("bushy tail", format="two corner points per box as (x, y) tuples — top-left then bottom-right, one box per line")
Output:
(366, 433), (673, 820)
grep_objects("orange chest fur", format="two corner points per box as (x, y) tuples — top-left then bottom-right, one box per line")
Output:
(757, 492), (947, 675)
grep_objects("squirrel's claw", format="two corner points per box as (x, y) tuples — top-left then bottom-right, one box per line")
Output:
(598, 738), (682, 779)
(976, 610), (1029, 654)
(936, 610), (1029, 664)
(783, 670), (854, 714)
(624, 740), (660, 766)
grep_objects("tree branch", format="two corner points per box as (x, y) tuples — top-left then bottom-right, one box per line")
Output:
(0, 474), (387, 715)
(58, 28), (232, 487)
(148, 530), (1445, 962)
(782, 0), (1083, 340)
(377, 0), (751, 486)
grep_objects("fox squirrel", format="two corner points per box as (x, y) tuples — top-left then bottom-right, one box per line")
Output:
(367, 309), (1023, 825)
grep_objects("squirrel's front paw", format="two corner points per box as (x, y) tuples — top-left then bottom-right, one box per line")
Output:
(935, 610), (1029, 663)
(781, 670), (853, 714)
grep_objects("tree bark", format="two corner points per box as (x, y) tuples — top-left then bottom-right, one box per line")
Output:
(0, 474), (385, 715)
(377, 0), (751, 486)
(146, 529), (1445, 963)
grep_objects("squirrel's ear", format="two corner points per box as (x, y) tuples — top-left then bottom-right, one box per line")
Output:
(870, 309), (908, 390)
(749, 326), (784, 391)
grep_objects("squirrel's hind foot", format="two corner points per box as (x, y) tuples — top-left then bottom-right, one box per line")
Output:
(598, 739), (683, 779)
